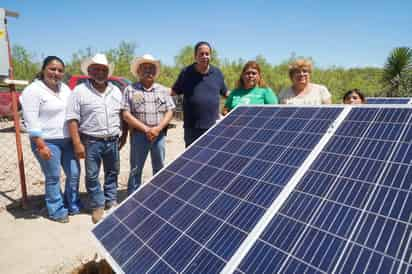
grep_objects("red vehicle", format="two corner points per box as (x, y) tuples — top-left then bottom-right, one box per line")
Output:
(67, 75), (131, 91)
(0, 88), (21, 118)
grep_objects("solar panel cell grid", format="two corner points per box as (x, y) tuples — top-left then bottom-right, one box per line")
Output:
(236, 107), (412, 274)
(93, 106), (411, 274)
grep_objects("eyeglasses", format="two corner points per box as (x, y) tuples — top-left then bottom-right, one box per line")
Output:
(294, 69), (310, 75)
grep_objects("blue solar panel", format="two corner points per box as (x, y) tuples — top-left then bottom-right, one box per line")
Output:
(93, 106), (411, 274)
(236, 107), (412, 274)
(92, 106), (343, 273)
(366, 97), (412, 104)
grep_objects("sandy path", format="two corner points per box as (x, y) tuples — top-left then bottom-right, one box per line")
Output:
(0, 120), (185, 274)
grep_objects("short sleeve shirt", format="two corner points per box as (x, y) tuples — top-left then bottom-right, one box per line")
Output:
(279, 83), (331, 105)
(172, 64), (227, 129)
(66, 80), (122, 137)
(121, 82), (175, 126)
(224, 87), (278, 111)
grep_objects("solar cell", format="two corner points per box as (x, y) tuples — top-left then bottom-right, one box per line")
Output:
(366, 97), (412, 104)
(93, 105), (412, 274)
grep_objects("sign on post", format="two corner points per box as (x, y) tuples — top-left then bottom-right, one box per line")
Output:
(0, 8), (10, 78)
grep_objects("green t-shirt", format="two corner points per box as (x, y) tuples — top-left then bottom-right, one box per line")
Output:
(224, 87), (278, 110)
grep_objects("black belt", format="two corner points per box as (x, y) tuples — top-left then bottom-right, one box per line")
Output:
(82, 134), (118, 142)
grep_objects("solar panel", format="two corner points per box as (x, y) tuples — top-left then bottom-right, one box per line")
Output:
(92, 105), (412, 274)
(232, 107), (412, 273)
(366, 97), (412, 104)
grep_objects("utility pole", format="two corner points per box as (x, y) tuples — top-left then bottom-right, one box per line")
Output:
(1, 8), (29, 208)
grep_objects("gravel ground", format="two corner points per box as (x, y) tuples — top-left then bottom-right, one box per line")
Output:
(0, 119), (185, 274)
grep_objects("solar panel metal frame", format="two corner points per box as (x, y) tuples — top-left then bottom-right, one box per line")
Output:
(91, 104), (412, 274)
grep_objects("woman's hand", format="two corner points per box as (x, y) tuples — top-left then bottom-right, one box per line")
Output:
(33, 137), (52, 160)
(37, 146), (52, 160)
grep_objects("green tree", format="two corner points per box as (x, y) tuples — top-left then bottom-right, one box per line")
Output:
(221, 58), (245, 89)
(10, 44), (388, 100)
(65, 47), (94, 76)
(382, 47), (412, 97)
(106, 41), (136, 79)
(11, 45), (39, 82)
(174, 46), (194, 69)
(157, 64), (179, 87)
(65, 41), (136, 80)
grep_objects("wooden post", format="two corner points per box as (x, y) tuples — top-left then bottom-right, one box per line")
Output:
(3, 10), (28, 208)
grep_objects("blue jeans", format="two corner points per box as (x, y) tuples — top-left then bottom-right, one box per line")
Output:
(31, 138), (81, 220)
(184, 128), (208, 147)
(127, 130), (165, 195)
(84, 138), (119, 209)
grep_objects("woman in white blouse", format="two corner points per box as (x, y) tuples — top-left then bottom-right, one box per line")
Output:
(279, 59), (332, 105)
(20, 56), (81, 223)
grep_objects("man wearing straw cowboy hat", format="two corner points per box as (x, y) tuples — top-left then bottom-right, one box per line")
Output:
(122, 54), (175, 195)
(66, 53), (124, 223)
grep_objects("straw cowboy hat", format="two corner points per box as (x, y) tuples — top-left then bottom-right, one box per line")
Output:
(81, 53), (114, 77)
(130, 54), (161, 79)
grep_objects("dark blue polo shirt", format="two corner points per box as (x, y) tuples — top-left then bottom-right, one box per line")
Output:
(172, 64), (227, 129)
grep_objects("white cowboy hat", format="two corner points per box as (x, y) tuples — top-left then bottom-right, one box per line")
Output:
(80, 53), (114, 77)
(130, 54), (161, 79)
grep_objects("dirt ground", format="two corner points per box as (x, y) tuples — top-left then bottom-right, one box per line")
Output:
(0, 120), (185, 274)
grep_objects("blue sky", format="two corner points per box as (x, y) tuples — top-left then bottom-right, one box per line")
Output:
(2, 0), (412, 68)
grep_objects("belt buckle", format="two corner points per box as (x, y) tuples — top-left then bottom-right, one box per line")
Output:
(103, 136), (112, 141)
(103, 135), (117, 141)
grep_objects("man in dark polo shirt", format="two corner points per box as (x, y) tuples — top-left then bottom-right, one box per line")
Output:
(172, 41), (228, 147)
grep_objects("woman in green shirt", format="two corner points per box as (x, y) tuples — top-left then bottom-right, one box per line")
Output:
(222, 61), (278, 115)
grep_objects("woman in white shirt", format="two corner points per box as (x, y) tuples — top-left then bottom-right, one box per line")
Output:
(20, 56), (81, 223)
(279, 59), (332, 105)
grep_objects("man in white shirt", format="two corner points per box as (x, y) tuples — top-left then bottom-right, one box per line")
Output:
(66, 53), (124, 223)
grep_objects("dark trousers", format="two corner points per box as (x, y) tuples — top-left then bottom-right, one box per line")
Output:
(184, 128), (208, 148)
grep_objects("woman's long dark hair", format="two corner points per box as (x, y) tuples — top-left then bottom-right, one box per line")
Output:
(342, 88), (366, 103)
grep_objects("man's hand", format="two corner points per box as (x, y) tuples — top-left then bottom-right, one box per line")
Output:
(146, 126), (161, 142)
(67, 120), (84, 158)
(37, 146), (52, 160)
(73, 142), (85, 159)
